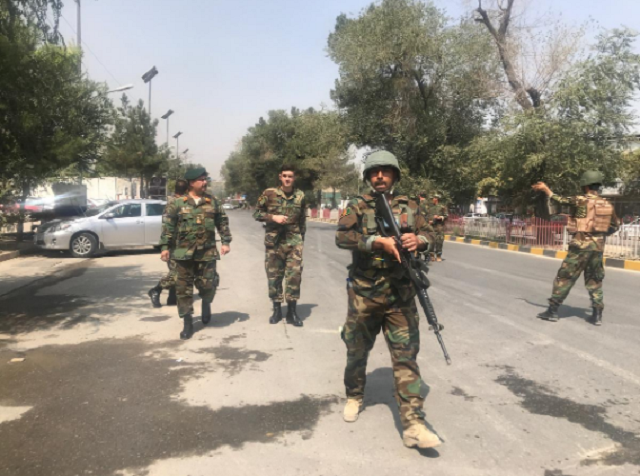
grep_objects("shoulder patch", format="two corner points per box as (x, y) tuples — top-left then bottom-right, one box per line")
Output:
(340, 208), (352, 218)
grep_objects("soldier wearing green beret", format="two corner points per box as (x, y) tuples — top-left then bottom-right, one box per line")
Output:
(533, 171), (619, 326)
(159, 168), (232, 339)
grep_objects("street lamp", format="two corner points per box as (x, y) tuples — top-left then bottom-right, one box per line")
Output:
(107, 84), (134, 93)
(141, 66), (158, 115)
(173, 131), (183, 161)
(161, 109), (174, 145)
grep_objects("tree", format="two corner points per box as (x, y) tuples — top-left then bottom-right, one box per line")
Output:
(327, 0), (501, 204)
(470, 29), (640, 211)
(102, 96), (167, 197)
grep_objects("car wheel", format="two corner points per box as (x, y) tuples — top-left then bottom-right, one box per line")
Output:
(70, 233), (98, 258)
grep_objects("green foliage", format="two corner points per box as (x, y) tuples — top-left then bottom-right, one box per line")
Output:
(102, 96), (169, 197)
(0, 20), (113, 200)
(471, 29), (640, 212)
(222, 108), (356, 206)
(327, 0), (501, 203)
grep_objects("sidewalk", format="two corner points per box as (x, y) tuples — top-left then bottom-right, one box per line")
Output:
(446, 234), (640, 272)
(0, 233), (38, 263)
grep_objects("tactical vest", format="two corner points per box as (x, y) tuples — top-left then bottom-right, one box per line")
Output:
(353, 196), (417, 270)
(566, 197), (613, 234)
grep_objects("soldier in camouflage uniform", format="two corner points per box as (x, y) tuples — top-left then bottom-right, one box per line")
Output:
(335, 150), (441, 449)
(533, 171), (619, 326)
(423, 194), (448, 262)
(159, 168), (232, 339)
(253, 164), (306, 327)
(148, 179), (188, 308)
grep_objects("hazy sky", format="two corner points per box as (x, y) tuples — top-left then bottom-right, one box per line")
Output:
(58, 0), (640, 179)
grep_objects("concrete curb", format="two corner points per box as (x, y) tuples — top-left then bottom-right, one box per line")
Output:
(0, 250), (20, 263)
(445, 235), (640, 272)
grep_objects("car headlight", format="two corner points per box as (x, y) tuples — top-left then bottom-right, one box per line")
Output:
(46, 222), (73, 233)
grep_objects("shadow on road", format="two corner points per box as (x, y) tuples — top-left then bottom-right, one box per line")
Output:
(363, 367), (440, 458)
(0, 262), (158, 335)
(204, 311), (250, 329)
(295, 303), (318, 321)
(520, 298), (591, 321)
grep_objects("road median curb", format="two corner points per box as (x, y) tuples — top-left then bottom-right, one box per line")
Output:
(445, 234), (640, 272)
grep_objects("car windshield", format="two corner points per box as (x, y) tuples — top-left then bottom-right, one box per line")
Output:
(85, 201), (117, 217)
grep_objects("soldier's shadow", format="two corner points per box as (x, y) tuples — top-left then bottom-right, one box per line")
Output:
(521, 299), (591, 322)
(294, 303), (318, 322)
(193, 311), (250, 334)
(363, 367), (441, 458)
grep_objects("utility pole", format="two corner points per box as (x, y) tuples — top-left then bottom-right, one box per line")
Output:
(76, 0), (81, 69)
(161, 109), (174, 145)
(142, 66), (159, 116)
(173, 132), (183, 162)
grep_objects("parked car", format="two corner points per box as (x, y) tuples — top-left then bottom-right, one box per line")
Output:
(34, 199), (167, 258)
(222, 203), (234, 210)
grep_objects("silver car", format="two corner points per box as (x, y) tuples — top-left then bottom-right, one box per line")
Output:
(35, 199), (167, 257)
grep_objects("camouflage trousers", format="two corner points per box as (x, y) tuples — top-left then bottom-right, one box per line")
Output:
(432, 228), (445, 258)
(158, 259), (177, 290)
(341, 286), (425, 429)
(175, 260), (218, 317)
(549, 248), (605, 309)
(265, 242), (303, 302)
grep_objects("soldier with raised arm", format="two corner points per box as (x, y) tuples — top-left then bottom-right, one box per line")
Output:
(533, 171), (619, 326)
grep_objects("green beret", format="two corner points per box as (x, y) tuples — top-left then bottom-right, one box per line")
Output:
(184, 167), (208, 180)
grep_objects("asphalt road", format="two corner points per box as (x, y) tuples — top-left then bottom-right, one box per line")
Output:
(1, 210), (639, 476)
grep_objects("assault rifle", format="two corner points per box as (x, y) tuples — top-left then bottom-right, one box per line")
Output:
(375, 193), (452, 365)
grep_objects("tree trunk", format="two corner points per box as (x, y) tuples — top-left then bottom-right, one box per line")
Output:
(140, 175), (145, 199)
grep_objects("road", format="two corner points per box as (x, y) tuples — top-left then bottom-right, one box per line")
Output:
(1, 210), (639, 476)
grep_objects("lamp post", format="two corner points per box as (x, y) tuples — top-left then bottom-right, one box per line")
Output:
(173, 131), (183, 161)
(141, 66), (158, 116)
(182, 148), (189, 164)
(107, 84), (134, 93)
(161, 109), (174, 145)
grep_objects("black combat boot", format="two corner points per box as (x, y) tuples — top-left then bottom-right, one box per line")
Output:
(590, 308), (603, 326)
(202, 300), (211, 325)
(537, 303), (559, 322)
(269, 302), (283, 324)
(286, 301), (303, 327)
(166, 287), (177, 306)
(180, 314), (194, 340)
(148, 284), (162, 308)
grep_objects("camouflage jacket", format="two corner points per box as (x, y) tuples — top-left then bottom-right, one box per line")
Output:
(551, 193), (619, 252)
(336, 194), (434, 302)
(253, 187), (306, 248)
(159, 193), (232, 261)
(422, 202), (448, 230)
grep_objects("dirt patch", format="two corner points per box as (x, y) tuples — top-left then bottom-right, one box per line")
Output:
(195, 345), (271, 376)
(450, 386), (477, 401)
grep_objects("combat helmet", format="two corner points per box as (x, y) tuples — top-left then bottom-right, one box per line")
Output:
(579, 170), (604, 188)
(362, 150), (401, 182)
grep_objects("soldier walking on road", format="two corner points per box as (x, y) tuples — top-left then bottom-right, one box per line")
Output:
(424, 193), (448, 262)
(159, 168), (232, 340)
(533, 171), (619, 326)
(148, 179), (188, 308)
(335, 150), (441, 449)
(253, 164), (307, 327)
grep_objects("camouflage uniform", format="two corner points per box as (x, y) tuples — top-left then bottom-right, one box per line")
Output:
(336, 194), (435, 429)
(547, 193), (619, 310)
(253, 187), (307, 302)
(159, 193), (231, 317)
(158, 194), (182, 290)
(424, 202), (448, 259)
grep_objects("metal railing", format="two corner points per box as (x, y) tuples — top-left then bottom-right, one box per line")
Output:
(445, 214), (640, 260)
